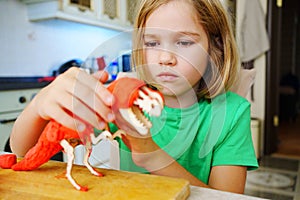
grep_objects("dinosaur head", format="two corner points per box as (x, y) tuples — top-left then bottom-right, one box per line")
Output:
(107, 77), (164, 135)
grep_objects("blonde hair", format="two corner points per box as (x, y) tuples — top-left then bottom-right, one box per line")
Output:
(131, 0), (239, 99)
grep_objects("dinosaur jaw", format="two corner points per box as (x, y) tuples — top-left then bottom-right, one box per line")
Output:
(119, 106), (153, 135)
(118, 86), (164, 136)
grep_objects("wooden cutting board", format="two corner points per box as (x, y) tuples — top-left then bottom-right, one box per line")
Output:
(0, 160), (190, 199)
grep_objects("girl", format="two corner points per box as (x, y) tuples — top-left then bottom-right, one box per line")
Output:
(10, 0), (258, 194)
(116, 0), (258, 193)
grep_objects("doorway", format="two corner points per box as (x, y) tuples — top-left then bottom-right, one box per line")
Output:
(265, 0), (300, 158)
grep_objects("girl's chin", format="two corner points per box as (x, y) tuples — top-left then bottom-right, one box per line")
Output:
(159, 86), (177, 97)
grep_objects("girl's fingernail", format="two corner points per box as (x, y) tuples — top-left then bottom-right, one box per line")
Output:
(107, 113), (115, 121)
(99, 121), (106, 129)
(106, 96), (114, 104)
(77, 123), (86, 132)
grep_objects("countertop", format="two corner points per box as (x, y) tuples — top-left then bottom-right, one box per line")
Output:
(189, 186), (267, 200)
(0, 156), (189, 200)
(0, 76), (53, 91)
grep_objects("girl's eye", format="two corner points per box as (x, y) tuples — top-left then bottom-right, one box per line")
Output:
(144, 41), (160, 47)
(176, 41), (195, 47)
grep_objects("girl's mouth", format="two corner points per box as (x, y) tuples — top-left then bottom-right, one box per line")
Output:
(157, 72), (178, 82)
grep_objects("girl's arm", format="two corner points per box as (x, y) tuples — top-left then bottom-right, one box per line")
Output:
(10, 101), (49, 156)
(121, 133), (247, 194)
(10, 68), (115, 156)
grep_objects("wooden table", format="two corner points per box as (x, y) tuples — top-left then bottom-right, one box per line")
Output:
(0, 159), (189, 200)
(0, 152), (267, 200)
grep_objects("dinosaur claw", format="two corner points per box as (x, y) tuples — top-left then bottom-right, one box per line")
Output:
(79, 186), (88, 192)
(92, 170), (104, 177)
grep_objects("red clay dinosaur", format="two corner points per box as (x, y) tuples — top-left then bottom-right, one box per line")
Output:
(0, 77), (164, 191)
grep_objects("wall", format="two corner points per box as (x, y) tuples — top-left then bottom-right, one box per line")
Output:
(0, 0), (131, 76)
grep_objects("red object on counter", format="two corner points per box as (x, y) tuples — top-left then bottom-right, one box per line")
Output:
(37, 76), (56, 82)
(96, 56), (106, 70)
(0, 154), (17, 169)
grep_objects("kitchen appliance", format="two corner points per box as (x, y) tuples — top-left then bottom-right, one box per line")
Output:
(0, 76), (53, 153)
(0, 88), (40, 151)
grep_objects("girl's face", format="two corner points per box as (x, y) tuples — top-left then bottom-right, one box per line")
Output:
(142, 0), (209, 107)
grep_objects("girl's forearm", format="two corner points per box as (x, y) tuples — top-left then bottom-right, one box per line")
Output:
(131, 142), (210, 188)
(10, 98), (48, 157)
(148, 152), (209, 187)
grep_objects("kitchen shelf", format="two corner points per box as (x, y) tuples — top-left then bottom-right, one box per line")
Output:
(20, 0), (135, 31)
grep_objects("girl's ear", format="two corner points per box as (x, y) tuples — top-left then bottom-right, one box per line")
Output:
(213, 35), (223, 51)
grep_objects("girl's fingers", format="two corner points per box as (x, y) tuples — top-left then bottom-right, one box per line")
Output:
(64, 69), (115, 120)
(59, 93), (107, 130)
(35, 67), (115, 131)
(45, 104), (86, 131)
(71, 68), (115, 106)
(92, 70), (109, 83)
(69, 77), (114, 122)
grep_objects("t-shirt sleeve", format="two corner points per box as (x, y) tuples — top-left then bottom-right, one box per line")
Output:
(212, 101), (259, 170)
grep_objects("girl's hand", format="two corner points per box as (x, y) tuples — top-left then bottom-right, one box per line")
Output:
(32, 67), (115, 131)
(113, 114), (164, 169)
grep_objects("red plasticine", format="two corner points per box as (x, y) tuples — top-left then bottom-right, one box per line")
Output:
(11, 122), (80, 171)
(0, 154), (17, 169)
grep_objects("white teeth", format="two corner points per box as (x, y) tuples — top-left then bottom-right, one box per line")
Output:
(138, 90), (148, 99)
(134, 98), (150, 114)
(119, 108), (148, 135)
(143, 87), (164, 108)
(133, 115), (144, 127)
(118, 87), (163, 136)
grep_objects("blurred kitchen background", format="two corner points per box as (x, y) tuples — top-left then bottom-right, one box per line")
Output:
(0, 0), (134, 77)
(0, 0), (299, 199)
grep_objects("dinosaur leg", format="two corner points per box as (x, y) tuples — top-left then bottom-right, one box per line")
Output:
(112, 130), (126, 139)
(83, 142), (103, 177)
(90, 130), (124, 145)
(90, 130), (113, 145)
(60, 139), (88, 192)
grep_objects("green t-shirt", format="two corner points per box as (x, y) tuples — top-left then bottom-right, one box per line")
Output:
(116, 91), (258, 184)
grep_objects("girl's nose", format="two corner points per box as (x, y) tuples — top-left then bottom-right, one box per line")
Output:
(159, 49), (176, 67)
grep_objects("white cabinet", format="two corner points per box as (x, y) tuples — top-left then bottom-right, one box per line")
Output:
(0, 88), (40, 151)
(62, 0), (98, 19)
(20, 0), (139, 31)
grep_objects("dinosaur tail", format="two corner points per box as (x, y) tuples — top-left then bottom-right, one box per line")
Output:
(11, 139), (62, 171)
(11, 121), (64, 171)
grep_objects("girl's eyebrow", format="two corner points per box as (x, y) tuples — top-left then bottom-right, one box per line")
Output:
(143, 34), (157, 38)
(178, 31), (201, 38)
(143, 31), (201, 38)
